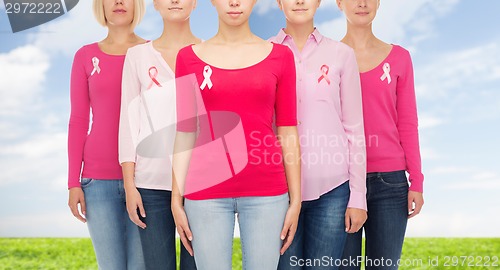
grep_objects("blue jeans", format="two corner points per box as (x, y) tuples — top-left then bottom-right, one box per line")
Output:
(81, 179), (146, 270)
(340, 171), (409, 270)
(184, 193), (289, 270)
(278, 181), (350, 270)
(137, 188), (197, 270)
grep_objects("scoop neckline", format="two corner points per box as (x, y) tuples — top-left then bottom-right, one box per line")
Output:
(93, 42), (126, 57)
(188, 43), (276, 71)
(360, 44), (396, 75)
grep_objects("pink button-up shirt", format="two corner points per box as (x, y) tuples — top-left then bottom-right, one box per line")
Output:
(270, 29), (367, 210)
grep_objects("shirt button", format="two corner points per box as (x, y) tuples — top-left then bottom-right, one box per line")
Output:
(298, 121), (302, 125)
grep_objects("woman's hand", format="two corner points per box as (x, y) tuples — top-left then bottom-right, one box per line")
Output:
(408, 191), (424, 218)
(345, 208), (367, 233)
(68, 187), (86, 223)
(125, 187), (146, 229)
(172, 202), (194, 256)
(280, 202), (301, 255)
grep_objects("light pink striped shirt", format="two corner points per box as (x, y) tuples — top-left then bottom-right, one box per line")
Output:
(270, 29), (367, 210)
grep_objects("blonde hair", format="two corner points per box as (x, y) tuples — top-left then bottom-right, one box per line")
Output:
(93, 0), (145, 29)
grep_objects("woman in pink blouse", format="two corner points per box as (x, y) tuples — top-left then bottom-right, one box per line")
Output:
(337, 1), (425, 269)
(67, 0), (146, 269)
(271, 0), (367, 269)
(119, 0), (200, 269)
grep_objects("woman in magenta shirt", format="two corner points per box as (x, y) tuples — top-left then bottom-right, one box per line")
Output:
(67, 0), (146, 269)
(271, 0), (367, 268)
(171, 0), (301, 268)
(337, 1), (425, 269)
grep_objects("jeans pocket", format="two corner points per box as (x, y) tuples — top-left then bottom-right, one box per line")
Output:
(80, 178), (94, 189)
(379, 171), (409, 188)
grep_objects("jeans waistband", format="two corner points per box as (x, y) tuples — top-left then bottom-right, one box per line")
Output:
(367, 170), (405, 178)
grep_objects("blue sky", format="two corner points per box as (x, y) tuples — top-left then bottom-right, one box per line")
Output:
(0, 0), (499, 237)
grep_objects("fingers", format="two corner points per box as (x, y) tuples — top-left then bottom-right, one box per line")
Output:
(68, 195), (86, 223)
(280, 220), (296, 255)
(127, 204), (146, 229)
(408, 197), (414, 216)
(178, 226), (194, 256)
(348, 220), (363, 233)
(69, 203), (86, 223)
(408, 199), (423, 219)
(138, 203), (146, 219)
(80, 198), (86, 217)
(344, 214), (351, 233)
(408, 194), (424, 219)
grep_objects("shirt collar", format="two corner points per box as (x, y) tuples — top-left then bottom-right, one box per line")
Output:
(274, 28), (324, 44)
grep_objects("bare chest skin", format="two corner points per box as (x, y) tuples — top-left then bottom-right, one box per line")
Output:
(154, 44), (180, 73)
(193, 41), (273, 69)
(98, 39), (146, 56)
(355, 43), (392, 73)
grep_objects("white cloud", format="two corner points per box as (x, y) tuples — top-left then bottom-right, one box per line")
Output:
(0, 45), (50, 118)
(28, 0), (107, 57)
(0, 211), (89, 237)
(416, 42), (500, 100)
(255, 0), (277, 15)
(450, 172), (500, 190)
(407, 212), (500, 237)
(0, 132), (67, 187)
(420, 147), (442, 161)
(317, 17), (346, 41)
(429, 166), (474, 174)
(317, 0), (460, 45)
(419, 114), (444, 129)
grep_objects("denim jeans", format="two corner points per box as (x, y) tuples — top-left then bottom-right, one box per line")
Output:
(81, 178), (146, 270)
(184, 193), (289, 270)
(340, 171), (409, 270)
(278, 181), (350, 270)
(137, 188), (197, 270)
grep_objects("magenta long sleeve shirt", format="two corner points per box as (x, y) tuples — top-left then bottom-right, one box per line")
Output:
(361, 45), (424, 192)
(67, 43), (125, 189)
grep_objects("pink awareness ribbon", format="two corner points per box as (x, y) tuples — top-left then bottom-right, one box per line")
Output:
(317, 65), (331, 85)
(91, 57), (100, 76)
(147, 66), (162, 89)
(380, 63), (391, 84)
(200, 65), (213, 90)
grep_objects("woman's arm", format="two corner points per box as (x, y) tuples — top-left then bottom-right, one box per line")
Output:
(171, 131), (197, 256)
(277, 126), (301, 255)
(340, 47), (368, 232)
(119, 49), (147, 228)
(67, 48), (90, 222)
(395, 49), (424, 218)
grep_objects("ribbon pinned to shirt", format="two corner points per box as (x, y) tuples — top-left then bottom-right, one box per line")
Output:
(200, 65), (213, 90)
(380, 63), (391, 84)
(317, 65), (331, 85)
(147, 66), (162, 89)
(91, 57), (101, 76)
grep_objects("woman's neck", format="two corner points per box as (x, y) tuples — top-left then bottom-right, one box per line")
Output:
(103, 25), (139, 45)
(283, 20), (315, 52)
(341, 23), (378, 50)
(213, 20), (256, 44)
(155, 19), (199, 48)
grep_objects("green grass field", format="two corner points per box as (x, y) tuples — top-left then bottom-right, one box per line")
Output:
(0, 238), (499, 269)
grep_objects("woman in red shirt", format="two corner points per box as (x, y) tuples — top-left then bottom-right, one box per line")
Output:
(171, 0), (301, 268)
